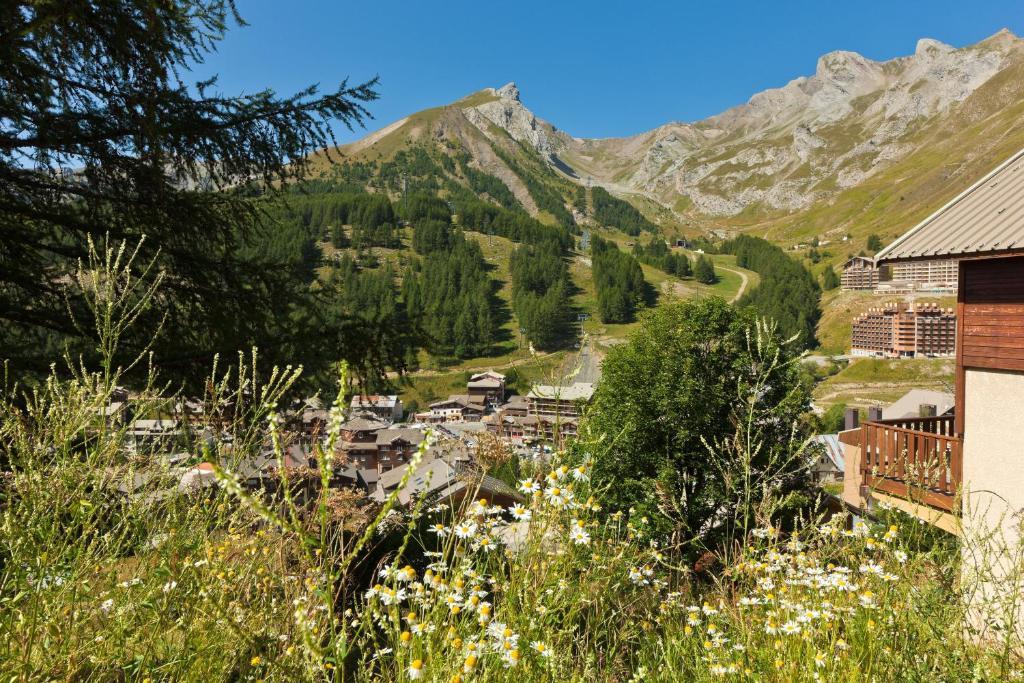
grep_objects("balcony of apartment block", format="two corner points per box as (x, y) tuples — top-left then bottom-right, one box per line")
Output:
(839, 407), (961, 534)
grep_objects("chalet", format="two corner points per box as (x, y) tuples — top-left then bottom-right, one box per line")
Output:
(497, 394), (529, 417)
(349, 394), (403, 422)
(375, 428), (425, 472)
(467, 370), (506, 406)
(808, 434), (844, 485)
(298, 407), (329, 442)
(370, 449), (520, 508)
(418, 395), (486, 423)
(126, 418), (182, 453)
(483, 413), (525, 441)
(839, 147), (1024, 637)
(840, 256), (879, 290)
(337, 414), (389, 471)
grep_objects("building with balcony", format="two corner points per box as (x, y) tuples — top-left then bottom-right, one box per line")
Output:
(526, 382), (595, 419)
(467, 370), (506, 407)
(839, 146), (1024, 638)
(886, 258), (959, 292)
(840, 256), (879, 290)
(851, 301), (957, 357)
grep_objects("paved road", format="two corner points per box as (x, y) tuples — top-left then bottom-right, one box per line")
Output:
(560, 340), (602, 385)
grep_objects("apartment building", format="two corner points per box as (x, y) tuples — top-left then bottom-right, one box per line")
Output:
(851, 301), (956, 357)
(526, 382), (595, 419)
(887, 259), (959, 291)
(840, 256), (879, 290)
(466, 370), (506, 406)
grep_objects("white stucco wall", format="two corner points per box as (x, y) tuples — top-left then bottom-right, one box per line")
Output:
(961, 368), (1024, 639)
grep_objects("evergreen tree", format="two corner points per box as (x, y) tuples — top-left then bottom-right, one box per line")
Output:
(403, 224), (495, 358)
(572, 186), (588, 215)
(0, 0), (380, 390)
(694, 255), (717, 284)
(592, 236), (648, 323)
(510, 243), (570, 349)
(822, 265), (840, 290)
(867, 234), (883, 252)
(590, 187), (658, 235)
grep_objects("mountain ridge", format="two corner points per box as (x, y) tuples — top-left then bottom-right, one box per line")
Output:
(323, 29), (1024, 256)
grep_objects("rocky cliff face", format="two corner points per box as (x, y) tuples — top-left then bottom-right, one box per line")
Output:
(456, 30), (1023, 218)
(461, 82), (571, 163)
(335, 29), (1024, 237)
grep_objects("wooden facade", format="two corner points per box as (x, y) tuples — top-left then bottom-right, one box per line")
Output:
(955, 255), (1024, 434)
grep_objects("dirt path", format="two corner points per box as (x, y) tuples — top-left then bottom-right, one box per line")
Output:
(717, 265), (750, 303)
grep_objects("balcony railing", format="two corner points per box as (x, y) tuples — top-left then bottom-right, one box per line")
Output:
(859, 415), (962, 511)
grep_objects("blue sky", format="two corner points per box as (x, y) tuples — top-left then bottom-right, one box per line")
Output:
(193, 1), (1024, 143)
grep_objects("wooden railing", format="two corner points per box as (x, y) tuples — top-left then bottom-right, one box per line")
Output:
(859, 415), (962, 511)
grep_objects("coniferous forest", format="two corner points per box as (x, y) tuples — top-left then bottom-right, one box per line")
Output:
(591, 236), (648, 323)
(633, 237), (692, 277)
(591, 186), (658, 235)
(721, 235), (821, 349)
(509, 242), (571, 349)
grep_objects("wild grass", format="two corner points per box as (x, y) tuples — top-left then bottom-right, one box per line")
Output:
(1, 239), (1022, 681)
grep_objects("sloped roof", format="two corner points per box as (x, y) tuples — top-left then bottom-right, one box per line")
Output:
(373, 457), (521, 506)
(876, 147), (1024, 263)
(843, 256), (875, 269)
(527, 382), (595, 401)
(430, 395), (485, 411)
(882, 389), (955, 420)
(469, 370), (505, 382)
(350, 394), (399, 408)
(810, 434), (845, 472)
(467, 378), (503, 389)
(338, 415), (389, 432)
(375, 427), (425, 446)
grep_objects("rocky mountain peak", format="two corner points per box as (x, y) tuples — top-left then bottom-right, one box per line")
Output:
(495, 82), (520, 102)
(915, 37), (954, 58)
(814, 49), (879, 81)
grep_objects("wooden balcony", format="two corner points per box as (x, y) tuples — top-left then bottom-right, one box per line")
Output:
(859, 415), (962, 512)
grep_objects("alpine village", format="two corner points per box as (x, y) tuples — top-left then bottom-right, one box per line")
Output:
(5, 2), (1024, 681)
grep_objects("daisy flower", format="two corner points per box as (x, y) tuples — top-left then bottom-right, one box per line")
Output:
(509, 504), (532, 521)
(454, 521), (478, 539)
(781, 620), (801, 636)
(518, 479), (540, 495)
(544, 485), (570, 507)
(569, 526), (591, 545)
(503, 648), (521, 668)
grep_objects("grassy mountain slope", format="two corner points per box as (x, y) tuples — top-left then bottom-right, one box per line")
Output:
(306, 30), (1024, 369)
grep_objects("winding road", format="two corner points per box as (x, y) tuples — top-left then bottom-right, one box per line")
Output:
(717, 264), (751, 303)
